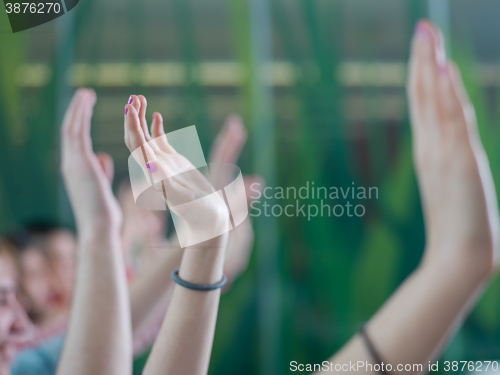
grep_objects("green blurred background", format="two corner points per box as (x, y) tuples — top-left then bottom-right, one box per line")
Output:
(2, 0), (500, 374)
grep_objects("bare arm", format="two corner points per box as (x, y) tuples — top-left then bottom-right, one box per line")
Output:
(318, 20), (499, 374)
(129, 239), (183, 334)
(124, 95), (231, 375)
(142, 237), (227, 374)
(57, 89), (132, 375)
(325, 255), (491, 374)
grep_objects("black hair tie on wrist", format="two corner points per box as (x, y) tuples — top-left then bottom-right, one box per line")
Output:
(171, 269), (227, 291)
(359, 324), (389, 375)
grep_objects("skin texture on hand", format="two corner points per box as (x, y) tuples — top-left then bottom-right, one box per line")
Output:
(57, 89), (132, 375)
(316, 20), (500, 374)
(407, 21), (499, 269)
(60, 89), (122, 240)
(125, 95), (230, 246)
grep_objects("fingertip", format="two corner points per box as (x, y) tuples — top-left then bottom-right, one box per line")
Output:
(125, 103), (138, 118)
(130, 95), (141, 112)
(224, 115), (248, 146)
(83, 89), (94, 107)
(137, 95), (148, 117)
(226, 114), (243, 126)
(138, 95), (147, 107)
(226, 114), (246, 131)
(75, 87), (87, 98)
(62, 90), (82, 134)
(151, 112), (165, 138)
(88, 88), (97, 104)
(124, 104), (145, 150)
(79, 88), (90, 101)
(414, 19), (445, 61)
(154, 111), (163, 121)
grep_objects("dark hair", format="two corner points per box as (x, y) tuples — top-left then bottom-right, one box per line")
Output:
(24, 220), (73, 236)
(0, 239), (18, 264)
(4, 220), (74, 256)
(3, 228), (33, 254)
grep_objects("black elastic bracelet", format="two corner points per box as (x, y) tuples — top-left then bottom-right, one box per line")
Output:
(359, 324), (389, 375)
(171, 269), (227, 291)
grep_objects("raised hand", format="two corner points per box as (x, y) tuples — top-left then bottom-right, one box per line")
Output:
(408, 21), (499, 270)
(61, 89), (122, 239)
(316, 21), (500, 374)
(58, 90), (131, 375)
(208, 115), (262, 281)
(124, 95), (230, 246)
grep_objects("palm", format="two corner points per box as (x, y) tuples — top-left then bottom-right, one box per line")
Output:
(125, 96), (229, 247)
(61, 89), (122, 236)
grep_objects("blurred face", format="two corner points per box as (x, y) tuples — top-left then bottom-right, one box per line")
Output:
(20, 248), (57, 321)
(45, 230), (76, 304)
(0, 255), (30, 371)
(19, 230), (77, 323)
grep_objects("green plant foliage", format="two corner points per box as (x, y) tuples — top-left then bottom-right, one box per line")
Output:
(350, 219), (401, 323)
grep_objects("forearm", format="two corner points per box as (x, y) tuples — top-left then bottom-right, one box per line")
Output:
(57, 232), (132, 375)
(143, 235), (227, 375)
(129, 239), (183, 334)
(321, 247), (492, 374)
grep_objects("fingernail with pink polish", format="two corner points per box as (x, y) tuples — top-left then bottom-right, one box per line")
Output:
(146, 162), (158, 173)
(128, 96), (133, 104)
(125, 106), (128, 115)
(416, 22), (428, 40)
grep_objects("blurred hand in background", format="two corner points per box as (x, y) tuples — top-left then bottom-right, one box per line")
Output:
(208, 115), (262, 282)
(60, 89), (122, 239)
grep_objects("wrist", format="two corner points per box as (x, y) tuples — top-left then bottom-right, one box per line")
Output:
(420, 244), (495, 282)
(179, 234), (228, 284)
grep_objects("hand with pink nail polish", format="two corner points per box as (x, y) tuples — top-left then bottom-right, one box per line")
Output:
(124, 95), (230, 246)
(408, 21), (499, 271)
(313, 21), (500, 374)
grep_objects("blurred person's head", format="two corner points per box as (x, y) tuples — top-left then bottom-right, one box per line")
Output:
(39, 227), (77, 305)
(0, 241), (30, 374)
(6, 223), (77, 325)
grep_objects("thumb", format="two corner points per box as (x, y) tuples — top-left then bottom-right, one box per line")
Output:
(96, 152), (115, 184)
